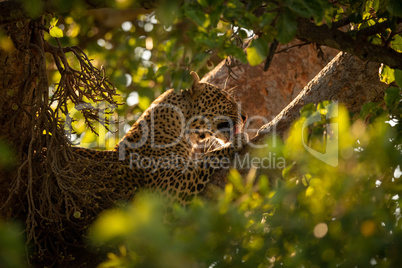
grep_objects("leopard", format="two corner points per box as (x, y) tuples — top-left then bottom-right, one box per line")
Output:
(71, 72), (248, 205)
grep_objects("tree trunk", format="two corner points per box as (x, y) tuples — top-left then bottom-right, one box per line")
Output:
(0, 20), (39, 203)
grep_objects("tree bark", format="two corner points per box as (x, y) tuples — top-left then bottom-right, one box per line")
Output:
(0, 20), (39, 199)
(204, 52), (389, 190)
(202, 40), (339, 138)
(255, 52), (387, 139)
(296, 18), (402, 70)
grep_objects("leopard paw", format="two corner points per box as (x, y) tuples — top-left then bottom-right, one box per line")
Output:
(232, 132), (249, 152)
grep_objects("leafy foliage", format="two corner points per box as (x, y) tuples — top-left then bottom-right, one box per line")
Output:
(2, 0), (402, 266)
(90, 91), (402, 267)
(0, 221), (25, 268)
(12, 0), (401, 148)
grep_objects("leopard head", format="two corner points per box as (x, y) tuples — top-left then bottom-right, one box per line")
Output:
(184, 72), (247, 144)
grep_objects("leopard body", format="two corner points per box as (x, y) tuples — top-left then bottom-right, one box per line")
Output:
(72, 72), (247, 205)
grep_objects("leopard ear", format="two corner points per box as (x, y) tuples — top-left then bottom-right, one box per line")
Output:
(190, 71), (200, 84)
(189, 71), (203, 98)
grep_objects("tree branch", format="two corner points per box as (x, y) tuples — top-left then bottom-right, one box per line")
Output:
(355, 19), (397, 39)
(204, 52), (389, 190)
(255, 52), (387, 138)
(296, 18), (402, 69)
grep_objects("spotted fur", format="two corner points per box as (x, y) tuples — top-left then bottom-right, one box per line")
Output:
(72, 72), (248, 205)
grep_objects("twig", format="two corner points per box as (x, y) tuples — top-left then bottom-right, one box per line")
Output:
(275, 42), (311, 54)
(263, 39), (279, 71)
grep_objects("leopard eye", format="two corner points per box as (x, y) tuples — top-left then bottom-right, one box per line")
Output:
(217, 121), (231, 132)
(241, 114), (247, 122)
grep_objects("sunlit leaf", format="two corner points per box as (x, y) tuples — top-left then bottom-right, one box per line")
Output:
(50, 17), (58, 27)
(380, 65), (395, 84)
(0, 34), (15, 52)
(391, 35), (402, 52)
(49, 26), (64, 38)
(246, 38), (269, 66)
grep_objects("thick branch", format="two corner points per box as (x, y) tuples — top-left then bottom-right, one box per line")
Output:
(296, 18), (402, 69)
(204, 52), (388, 189)
(255, 52), (387, 139)
(202, 40), (339, 137)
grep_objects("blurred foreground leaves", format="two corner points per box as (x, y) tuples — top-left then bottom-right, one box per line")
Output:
(89, 90), (401, 267)
(0, 221), (25, 268)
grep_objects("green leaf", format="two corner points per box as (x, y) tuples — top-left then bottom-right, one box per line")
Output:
(225, 45), (247, 64)
(300, 103), (316, 117)
(384, 87), (400, 110)
(387, 1), (402, 17)
(197, 0), (209, 7)
(21, 0), (43, 17)
(155, 66), (169, 78)
(365, 0), (380, 13)
(238, 29), (249, 39)
(394, 69), (402, 87)
(192, 52), (210, 70)
(49, 26), (64, 38)
(285, 0), (325, 21)
(246, 38), (268, 66)
(276, 10), (297, 43)
(380, 65), (395, 84)
(155, 1), (179, 26)
(50, 17), (58, 27)
(282, 162), (295, 179)
(391, 35), (402, 53)
(185, 7), (210, 28)
(261, 12), (276, 27)
(359, 102), (378, 119)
